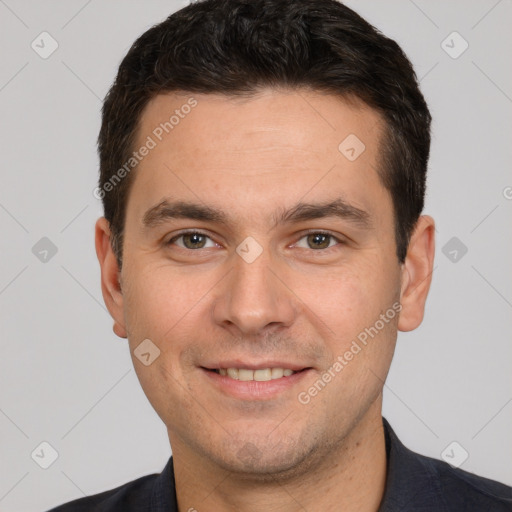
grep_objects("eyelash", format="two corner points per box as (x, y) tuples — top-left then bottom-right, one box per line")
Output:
(166, 229), (345, 253)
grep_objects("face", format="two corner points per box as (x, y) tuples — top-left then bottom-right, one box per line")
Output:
(96, 88), (434, 477)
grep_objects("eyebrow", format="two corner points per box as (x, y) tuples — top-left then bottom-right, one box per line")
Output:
(142, 197), (372, 231)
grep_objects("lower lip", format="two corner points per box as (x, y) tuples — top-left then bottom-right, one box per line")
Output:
(201, 368), (313, 400)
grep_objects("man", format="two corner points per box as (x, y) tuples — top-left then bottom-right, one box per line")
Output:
(47, 0), (512, 510)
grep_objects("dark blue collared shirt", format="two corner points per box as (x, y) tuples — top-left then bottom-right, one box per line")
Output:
(47, 417), (512, 511)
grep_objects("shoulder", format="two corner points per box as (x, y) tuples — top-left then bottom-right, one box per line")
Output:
(45, 457), (176, 512)
(381, 418), (512, 511)
(46, 473), (159, 512)
(417, 451), (512, 510)
(46, 475), (156, 512)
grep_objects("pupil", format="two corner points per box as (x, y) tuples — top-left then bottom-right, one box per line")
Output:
(310, 233), (329, 249)
(185, 233), (205, 249)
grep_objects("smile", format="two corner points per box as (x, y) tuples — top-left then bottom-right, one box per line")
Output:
(202, 366), (312, 400)
(214, 368), (296, 381)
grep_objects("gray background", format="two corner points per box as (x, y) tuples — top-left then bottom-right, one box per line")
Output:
(0, 0), (511, 510)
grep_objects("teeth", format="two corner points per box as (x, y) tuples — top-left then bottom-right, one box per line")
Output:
(239, 369), (253, 381)
(218, 367), (297, 381)
(254, 368), (272, 381)
(227, 368), (239, 379)
(271, 368), (284, 379)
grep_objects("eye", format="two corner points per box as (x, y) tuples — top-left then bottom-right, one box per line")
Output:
(167, 231), (218, 250)
(294, 231), (343, 251)
(166, 230), (344, 252)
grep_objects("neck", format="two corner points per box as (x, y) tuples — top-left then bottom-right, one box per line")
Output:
(170, 402), (387, 512)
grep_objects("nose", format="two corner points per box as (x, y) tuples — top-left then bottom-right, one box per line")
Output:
(212, 241), (298, 337)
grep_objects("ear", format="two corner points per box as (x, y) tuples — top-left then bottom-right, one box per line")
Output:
(398, 215), (435, 332)
(95, 217), (127, 338)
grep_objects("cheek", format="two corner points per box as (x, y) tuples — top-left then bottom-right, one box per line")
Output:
(122, 263), (197, 336)
(315, 273), (399, 416)
(122, 262), (222, 374)
(307, 260), (396, 328)
(121, 266), (200, 417)
(304, 256), (400, 387)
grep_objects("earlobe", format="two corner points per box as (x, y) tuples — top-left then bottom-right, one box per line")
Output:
(95, 217), (127, 339)
(398, 215), (435, 332)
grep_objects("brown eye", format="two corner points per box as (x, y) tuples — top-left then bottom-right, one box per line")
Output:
(168, 232), (215, 250)
(295, 231), (342, 251)
(307, 233), (331, 249)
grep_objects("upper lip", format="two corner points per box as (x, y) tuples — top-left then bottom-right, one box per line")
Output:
(202, 361), (311, 371)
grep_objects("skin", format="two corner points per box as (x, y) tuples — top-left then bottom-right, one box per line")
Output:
(96, 88), (435, 512)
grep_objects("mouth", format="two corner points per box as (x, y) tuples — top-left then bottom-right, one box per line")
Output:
(200, 364), (313, 400)
(205, 367), (306, 381)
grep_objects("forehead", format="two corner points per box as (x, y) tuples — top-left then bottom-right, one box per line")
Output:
(127, 88), (391, 229)
(137, 88), (383, 156)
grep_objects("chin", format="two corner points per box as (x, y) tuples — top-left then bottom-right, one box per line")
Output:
(208, 433), (317, 480)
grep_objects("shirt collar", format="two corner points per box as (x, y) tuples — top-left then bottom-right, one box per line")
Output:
(378, 417), (448, 511)
(150, 454), (177, 511)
